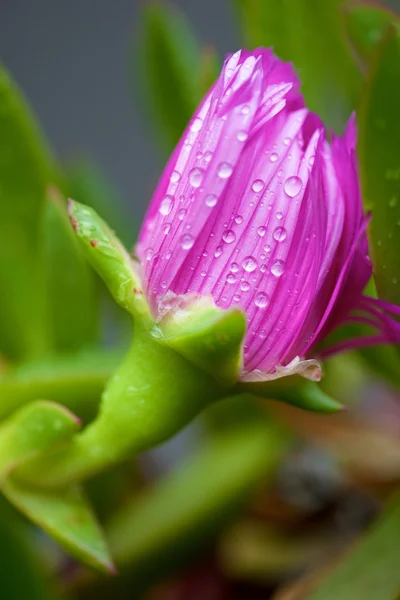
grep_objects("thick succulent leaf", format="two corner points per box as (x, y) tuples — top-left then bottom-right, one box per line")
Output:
(107, 421), (288, 581)
(3, 480), (115, 574)
(43, 188), (99, 352)
(308, 492), (400, 600)
(155, 300), (246, 387)
(138, 2), (202, 151)
(0, 506), (56, 600)
(344, 1), (400, 69)
(234, 0), (361, 129)
(0, 400), (80, 482)
(0, 66), (55, 360)
(68, 200), (149, 318)
(358, 24), (400, 304)
(0, 348), (121, 420)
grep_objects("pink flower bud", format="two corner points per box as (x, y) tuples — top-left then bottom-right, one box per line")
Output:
(137, 49), (400, 381)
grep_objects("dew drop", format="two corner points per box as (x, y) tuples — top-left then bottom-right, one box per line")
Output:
(255, 292), (269, 308)
(257, 225), (266, 237)
(163, 223), (171, 235)
(217, 162), (233, 179)
(240, 280), (250, 291)
(222, 230), (236, 244)
(276, 212), (283, 220)
(214, 245), (223, 258)
(165, 250), (172, 260)
(252, 179), (264, 193)
(170, 170), (181, 183)
(233, 294), (241, 302)
(271, 259), (285, 277)
(205, 194), (218, 207)
(237, 130), (248, 142)
(264, 244), (272, 253)
(145, 248), (154, 261)
(190, 117), (203, 132)
(260, 264), (267, 273)
(178, 208), (187, 220)
(189, 167), (204, 188)
(309, 156), (315, 167)
(270, 152), (279, 163)
(200, 270), (207, 277)
(180, 234), (194, 250)
(226, 273), (236, 284)
(283, 137), (291, 146)
(204, 151), (213, 163)
(241, 105), (250, 115)
(242, 256), (257, 273)
(273, 226), (287, 242)
(159, 195), (174, 216)
(234, 214), (243, 225)
(230, 262), (240, 273)
(284, 175), (302, 197)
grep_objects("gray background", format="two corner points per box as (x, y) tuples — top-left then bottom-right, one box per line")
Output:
(1, 0), (399, 240)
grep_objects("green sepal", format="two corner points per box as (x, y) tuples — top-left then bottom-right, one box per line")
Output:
(0, 400), (80, 483)
(3, 479), (115, 575)
(237, 379), (344, 413)
(154, 299), (246, 387)
(43, 188), (99, 352)
(343, 1), (400, 69)
(68, 200), (149, 319)
(358, 24), (400, 305)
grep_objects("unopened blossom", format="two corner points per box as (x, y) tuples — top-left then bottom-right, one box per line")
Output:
(137, 48), (400, 381)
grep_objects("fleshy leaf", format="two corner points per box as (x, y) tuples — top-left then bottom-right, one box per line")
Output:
(234, 0), (361, 129)
(43, 188), (99, 352)
(138, 2), (202, 151)
(68, 200), (149, 318)
(0, 400), (80, 482)
(344, 1), (400, 69)
(308, 492), (400, 600)
(0, 66), (56, 360)
(3, 480), (115, 574)
(358, 24), (400, 305)
(154, 296), (246, 387)
(0, 348), (121, 420)
(107, 421), (288, 580)
(237, 379), (344, 413)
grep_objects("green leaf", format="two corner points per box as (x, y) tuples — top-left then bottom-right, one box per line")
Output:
(155, 298), (246, 387)
(358, 24), (400, 304)
(43, 188), (99, 352)
(309, 492), (400, 600)
(344, 1), (400, 69)
(0, 400), (80, 482)
(107, 421), (288, 582)
(3, 480), (115, 574)
(68, 200), (149, 318)
(138, 2), (202, 151)
(234, 0), (361, 130)
(66, 158), (133, 247)
(0, 506), (56, 600)
(0, 66), (56, 360)
(0, 348), (121, 420)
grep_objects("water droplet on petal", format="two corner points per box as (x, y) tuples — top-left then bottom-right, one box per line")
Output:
(214, 245), (223, 258)
(230, 262), (239, 273)
(242, 256), (257, 272)
(145, 248), (154, 261)
(170, 170), (181, 183)
(217, 162), (233, 179)
(273, 226), (287, 242)
(178, 208), (187, 220)
(165, 250), (172, 260)
(200, 270), (207, 277)
(308, 156), (315, 167)
(284, 175), (302, 197)
(271, 259), (285, 277)
(226, 273), (236, 284)
(159, 195), (174, 216)
(270, 152), (279, 162)
(222, 230), (236, 244)
(283, 137), (291, 146)
(276, 212), (283, 220)
(260, 264), (267, 273)
(264, 244), (271, 253)
(255, 292), (269, 308)
(205, 194), (218, 207)
(234, 214), (243, 224)
(240, 280), (250, 291)
(181, 234), (194, 250)
(241, 105), (250, 115)
(237, 130), (248, 142)
(163, 223), (171, 235)
(252, 179), (264, 193)
(257, 225), (266, 237)
(189, 167), (204, 188)
(191, 117), (203, 132)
